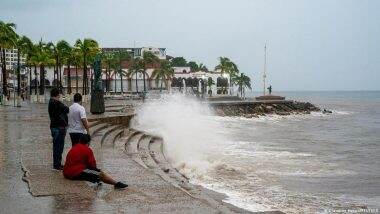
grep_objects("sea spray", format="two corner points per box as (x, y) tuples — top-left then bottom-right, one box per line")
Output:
(131, 93), (229, 178)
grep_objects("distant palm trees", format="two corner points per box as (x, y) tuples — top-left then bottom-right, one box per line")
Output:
(152, 60), (174, 92)
(30, 41), (55, 95)
(232, 73), (251, 99)
(127, 58), (144, 93)
(15, 35), (32, 97)
(75, 39), (99, 95)
(112, 51), (131, 94)
(142, 52), (160, 92)
(1, 20), (255, 101)
(0, 21), (17, 96)
(215, 57), (239, 94)
(101, 52), (116, 94)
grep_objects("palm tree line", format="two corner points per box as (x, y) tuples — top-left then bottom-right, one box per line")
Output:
(1, 21), (100, 98)
(1, 20), (251, 99)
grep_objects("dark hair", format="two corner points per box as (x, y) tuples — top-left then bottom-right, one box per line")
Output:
(50, 88), (60, 97)
(74, 93), (82, 103)
(80, 134), (91, 144)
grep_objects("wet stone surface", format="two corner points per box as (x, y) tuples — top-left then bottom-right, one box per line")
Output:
(0, 103), (227, 214)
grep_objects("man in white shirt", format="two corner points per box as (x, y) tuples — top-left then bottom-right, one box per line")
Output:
(68, 93), (90, 146)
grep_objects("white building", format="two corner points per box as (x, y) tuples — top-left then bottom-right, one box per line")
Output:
(102, 46), (166, 60)
(104, 66), (230, 96)
(3, 48), (27, 70)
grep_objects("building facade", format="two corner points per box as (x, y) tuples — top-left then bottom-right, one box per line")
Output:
(102, 46), (166, 60)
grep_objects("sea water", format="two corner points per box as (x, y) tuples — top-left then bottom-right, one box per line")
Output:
(132, 91), (380, 213)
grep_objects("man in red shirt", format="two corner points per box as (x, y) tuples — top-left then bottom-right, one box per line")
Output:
(63, 134), (128, 189)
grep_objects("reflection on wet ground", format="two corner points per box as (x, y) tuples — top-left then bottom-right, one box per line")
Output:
(0, 103), (239, 214)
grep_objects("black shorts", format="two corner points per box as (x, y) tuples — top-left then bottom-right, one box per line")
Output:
(74, 168), (101, 183)
(69, 133), (84, 146)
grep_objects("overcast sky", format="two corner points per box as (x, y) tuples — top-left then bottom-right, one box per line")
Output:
(1, 0), (379, 91)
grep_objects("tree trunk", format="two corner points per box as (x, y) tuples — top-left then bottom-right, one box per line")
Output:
(75, 65), (78, 93)
(39, 65), (45, 95)
(229, 75), (232, 95)
(67, 64), (71, 94)
(54, 64), (57, 87)
(135, 72), (138, 93)
(105, 65), (109, 93)
(2, 49), (8, 96)
(34, 66), (37, 95)
(17, 51), (21, 96)
(114, 71), (117, 94)
(160, 78), (163, 92)
(120, 71), (124, 94)
(143, 72), (146, 92)
(82, 54), (87, 95)
(59, 64), (62, 93)
(29, 67), (32, 95)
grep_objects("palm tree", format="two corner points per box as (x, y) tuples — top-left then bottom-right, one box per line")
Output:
(27, 44), (39, 95)
(0, 21), (17, 96)
(24, 41), (37, 96)
(58, 41), (73, 94)
(30, 41), (54, 95)
(127, 58), (144, 93)
(215, 57), (239, 94)
(198, 63), (208, 72)
(232, 73), (251, 99)
(47, 42), (58, 87)
(56, 40), (71, 93)
(142, 52), (159, 92)
(152, 60), (174, 92)
(207, 77), (215, 96)
(15, 35), (32, 98)
(101, 52), (116, 94)
(112, 51), (131, 94)
(72, 49), (82, 93)
(74, 38), (99, 95)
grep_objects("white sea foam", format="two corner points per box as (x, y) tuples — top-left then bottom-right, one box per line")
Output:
(131, 94), (368, 213)
(131, 93), (229, 177)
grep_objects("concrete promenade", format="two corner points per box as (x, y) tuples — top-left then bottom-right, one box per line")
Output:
(0, 103), (284, 214)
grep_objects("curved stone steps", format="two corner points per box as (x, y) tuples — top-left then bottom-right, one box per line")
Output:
(90, 124), (118, 148)
(110, 128), (125, 147)
(137, 135), (159, 169)
(89, 123), (109, 136)
(88, 120), (101, 128)
(149, 138), (189, 185)
(114, 129), (135, 150)
(100, 125), (124, 147)
(125, 132), (147, 169)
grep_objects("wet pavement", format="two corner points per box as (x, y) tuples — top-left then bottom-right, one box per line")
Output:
(0, 103), (242, 214)
(0, 104), (57, 213)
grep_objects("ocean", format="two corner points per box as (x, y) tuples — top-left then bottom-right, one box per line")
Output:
(132, 91), (380, 214)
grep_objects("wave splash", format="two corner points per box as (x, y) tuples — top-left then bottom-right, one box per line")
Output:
(131, 93), (229, 177)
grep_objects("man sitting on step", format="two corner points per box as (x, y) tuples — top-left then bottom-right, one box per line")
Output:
(63, 134), (128, 189)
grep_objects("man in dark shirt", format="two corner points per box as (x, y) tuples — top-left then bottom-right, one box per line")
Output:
(48, 88), (69, 170)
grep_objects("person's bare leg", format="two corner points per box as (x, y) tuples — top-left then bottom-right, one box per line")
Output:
(99, 171), (117, 185)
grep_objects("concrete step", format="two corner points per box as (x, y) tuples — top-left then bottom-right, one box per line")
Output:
(125, 133), (147, 169)
(114, 129), (135, 150)
(100, 125), (124, 147)
(89, 122), (109, 136)
(149, 138), (189, 185)
(137, 135), (158, 169)
(88, 120), (101, 128)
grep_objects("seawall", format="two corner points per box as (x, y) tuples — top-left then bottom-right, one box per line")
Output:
(208, 100), (320, 117)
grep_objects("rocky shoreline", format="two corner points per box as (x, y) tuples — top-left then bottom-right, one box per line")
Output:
(211, 100), (320, 118)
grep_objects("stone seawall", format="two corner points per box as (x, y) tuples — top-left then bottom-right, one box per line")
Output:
(209, 100), (320, 117)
